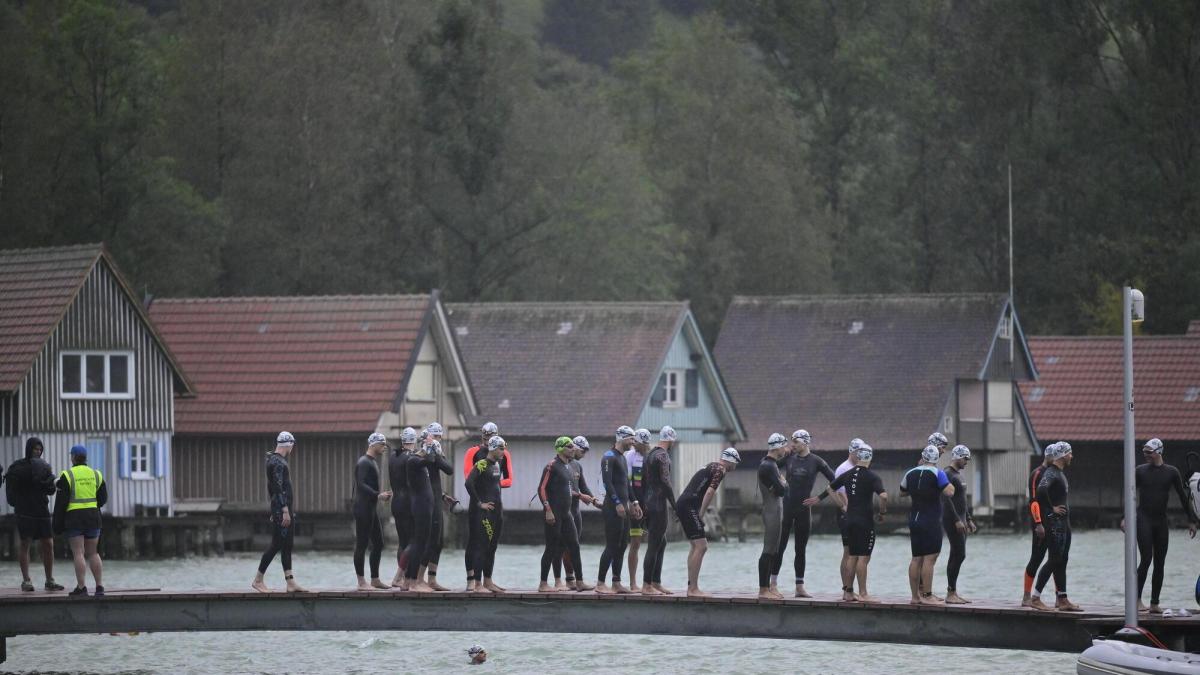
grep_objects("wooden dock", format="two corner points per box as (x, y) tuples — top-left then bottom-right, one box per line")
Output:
(1, 587), (1196, 663)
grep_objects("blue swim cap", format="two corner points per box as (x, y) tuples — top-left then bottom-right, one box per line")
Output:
(70, 444), (87, 457)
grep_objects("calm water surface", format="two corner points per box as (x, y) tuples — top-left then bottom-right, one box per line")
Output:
(2, 530), (1198, 674)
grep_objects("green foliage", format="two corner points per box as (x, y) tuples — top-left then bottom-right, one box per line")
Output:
(2, 0), (1198, 338)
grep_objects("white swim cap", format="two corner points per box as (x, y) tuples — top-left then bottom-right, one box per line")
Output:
(792, 429), (812, 446)
(487, 435), (506, 452)
(616, 425), (635, 441)
(928, 432), (948, 449)
(634, 428), (652, 445)
(921, 445), (940, 463)
(481, 422), (499, 436)
(855, 444), (874, 462)
(276, 431), (295, 446)
(659, 426), (678, 442)
(572, 435), (590, 451)
(721, 447), (741, 464)
(950, 444), (971, 460)
(426, 422), (445, 437)
(400, 427), (418, 444)
(767, 433), (788, 450)
(1143, 438), (1163, 454)
(367, 432), (388, 447)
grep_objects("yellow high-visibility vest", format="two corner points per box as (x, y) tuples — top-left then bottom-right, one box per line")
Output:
(63, 465), (103, 512)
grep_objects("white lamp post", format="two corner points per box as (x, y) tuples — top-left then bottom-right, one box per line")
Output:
(1122, 286), (1144, 627)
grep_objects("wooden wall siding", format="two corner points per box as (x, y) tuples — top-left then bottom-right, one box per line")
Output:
(20, 262), (175, 433)
(0, 393), (16, 437)
(0, 431), (172, 517)
(637, 329), (736, 445)
(174, 435), (362, 514)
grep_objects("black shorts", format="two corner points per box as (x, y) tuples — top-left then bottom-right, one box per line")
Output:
(909, 516), (943, 557)
(837, 511), (849, 547)
(676, 499), (705, 540)
(845, 519), (875, 557)
(17, 515), (53, 541)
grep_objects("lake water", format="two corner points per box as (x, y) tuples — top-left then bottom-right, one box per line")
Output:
(2, 530), (1198, 674)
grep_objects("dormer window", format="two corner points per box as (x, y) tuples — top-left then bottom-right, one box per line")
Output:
(60, 351), (134, 399)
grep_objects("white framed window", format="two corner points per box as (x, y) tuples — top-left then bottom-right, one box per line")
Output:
(958, 380), (984, 421)
(407, 363), (436, 402)
(129, 442), (152, 479)
(987, 380), (1013, 420)
(662, 369), (684, 408)
(60, 351), (134, 399)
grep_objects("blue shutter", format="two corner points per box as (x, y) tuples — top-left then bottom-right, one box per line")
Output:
(154, 440), (166, 478)
(118, 442), (130, 479)
(87, 438), (107, 478)
(685, 369), (699, 408)
(650, 373), (666, 407)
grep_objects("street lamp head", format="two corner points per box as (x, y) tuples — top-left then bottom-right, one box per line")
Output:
(1130, 288), (1145, 323)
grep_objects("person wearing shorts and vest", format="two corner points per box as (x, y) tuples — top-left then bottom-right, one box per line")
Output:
(53, 445), (108, 597)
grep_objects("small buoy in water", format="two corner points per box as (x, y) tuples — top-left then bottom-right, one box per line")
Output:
(467, 644), (487, 665)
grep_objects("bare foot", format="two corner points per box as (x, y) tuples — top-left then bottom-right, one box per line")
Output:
(1056, 598), (1083, 612)
(575, 581), (594, 592)
(686, 588), (711, 598)
(466, 581), (478, 592)
(758, 589), (774, 599)
(1149, 604), (1163, 615)
(357, 581), (373, 591)
(919, 595), (943, 605)
(286, 581), (308, 593)
(769, 589), (785, 600)
(1021, 594), (1033, 607)
(391, 571), (405, 587)
(410, 582), (434, 593)
(910, 597), (923, 605)
(842, 591), (858, 602)
(391, 581), (406, 589)
(371, 579), (389, 590)
(428, 580), (450, 592)
(628, 584), (641, 593)
(945, 592), (968, 604)
(641, 586), (661, 596)
(554, 579), (566, 590)
(613, 583), (632, 594)
(471, 586), (493, 594)
(1028, 597), (1052, 611)
(794, 585), (812, 598)
(652, 584), (673, 595)
(857, 595), (880, 604)
(594, 583), (613, 595)
(538, 582), (558, 593)
(484, 581), (505, 593)
(251, 580), (271, 593)
(1138, 601), (1148, 613)
(768, 584), (779, 596)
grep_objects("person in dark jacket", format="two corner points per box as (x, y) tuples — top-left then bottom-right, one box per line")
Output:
(53, 445), (108, 596)
(7, 437), (63, 592)
(252, 431), (307, 593)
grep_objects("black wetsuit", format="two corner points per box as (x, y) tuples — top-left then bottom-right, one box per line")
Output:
(598, 448), (631, 583)
(388, 449), (411, 571)
(1135, 461), (1199, 605)
(758, 457), (787, 588)
(900, 466), (947, 557)
(465, 457), (503, 583)
(259, 452), (295, 574)
(942, 466), (972, 592)
(423, 450), (454, 570)
(1034, 464), (1071, 597)
(676, 463), (729, 540)
(1024, 463), (1051, 585)
(822, 466), (885, 557)
(642, 446), (676, 586)
(402, 452), (434, 580)
(539, 457), (581, 582)
(776, 452), (836, 583)
(352, 454), (385, 579)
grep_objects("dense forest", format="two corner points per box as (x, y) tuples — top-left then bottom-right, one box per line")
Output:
(2, 0), (1198, 338)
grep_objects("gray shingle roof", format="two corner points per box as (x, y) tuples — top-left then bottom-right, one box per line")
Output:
(445, 302), (687, 438)
(714, 294), (1010, 451)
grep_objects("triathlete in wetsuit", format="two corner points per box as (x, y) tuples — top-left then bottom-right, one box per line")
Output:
(561, 436), (599, 591)
(640, 426), (678, 595)
(402, 441), (436, 591)
(807, 443), (887, 602)
(758, 434), (789, 598)
(388, 427), (416, 587)
(900, 445), (953, 604)
(1128, 438), (1200, 612)
(1031, 442), (1081, 612)
(776, 429), (835, 597)
(253, 431), (306, 593)
(465, 435), (507, 593)
(1022, 444), (1056, 606)
(353, 434), (393, 590)
(539, 437), (582, 592)
(422, 423), (454, 591)
(942, 445), (976, 604)
(625, 428), (651, 591)
(463, 422), (508, 589)
(676, 448), (740, 597)
(596, 426), (636, 593)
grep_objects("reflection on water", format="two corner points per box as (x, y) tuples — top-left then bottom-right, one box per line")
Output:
(2, 531), (1197, 674)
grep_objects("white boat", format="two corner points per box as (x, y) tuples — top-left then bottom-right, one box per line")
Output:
(1077, 639), (1200, 675)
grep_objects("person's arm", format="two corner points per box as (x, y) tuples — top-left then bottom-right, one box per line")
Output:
(465, 462), (482, 501)
(96, 476), (108, 509)
(53, 474), (68, 534)
(601, 455), (617, 502)
(356, 460), (380, 500)
(578, 466), (594, 499)
(433, 453), (453, 476)
(5, 470), (15, 507)
(499, 450), (514, 488)
(899, 471), (909, 498)
(819, 458), (836, 483)
(538, 462), (555, 522)
(814, 471), (848, 501)
(462, 447), (477, 480)
(1170, 466), (1200, 524)
(660, 456), (676, 510)
(942, 484), (962, 522)
(698, 467), (726, 514)
(939, 469), (955, 498)
(876, 491), (889, 520)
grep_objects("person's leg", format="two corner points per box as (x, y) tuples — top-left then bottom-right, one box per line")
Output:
(483, 510), (504, 591)
(642, 509), (662, 593)
(908, 555), (922, 603)
(794, 509), (812, 596)
(686, 538), (709, 596)
(1149, 522), (1169, 610)
(652, 510), (669, 591)
(773, 505), (793, 588)
(392, 506), (409, 586)
(1136, 517), (1153, 604)
(39, 538), (57, 587)
(254, 526), (282, 591)
(552, 550), (564, 587)
(84, 536), (102, 589)
(1052, 527), (1079, 610)
(921, 554), (940, 603)
(945, 526), (967, 603)
(563, 513), (585, 590)
(68, 536), (86, 591)
(1032, 522), (1063, 610)
(18, 537), (32, 585)
(840, 554), (857, 601)
(855, 555), (872, 601)
(353, 511), (371, 587)
(627, 527), (643, 591)
(465, 502), (478, 586)
(1023, 526), (1049, 604)
(539, 520), (560, 590)
(369, 514), (385, 586)
(425, 508), (447, 589)
(405, 509), (432, 589)
(597, 503), (616, 589)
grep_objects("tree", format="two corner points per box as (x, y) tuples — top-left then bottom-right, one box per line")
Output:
(541, 0), (654, 67)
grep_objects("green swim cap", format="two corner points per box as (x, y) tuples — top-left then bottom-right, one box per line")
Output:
(555, 436), (574, 453)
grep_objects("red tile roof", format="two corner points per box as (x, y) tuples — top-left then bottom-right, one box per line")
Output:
(149, 295), (433, 434)
(715, 294), (1023, 451)
(1021, 336), (1200, 442)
